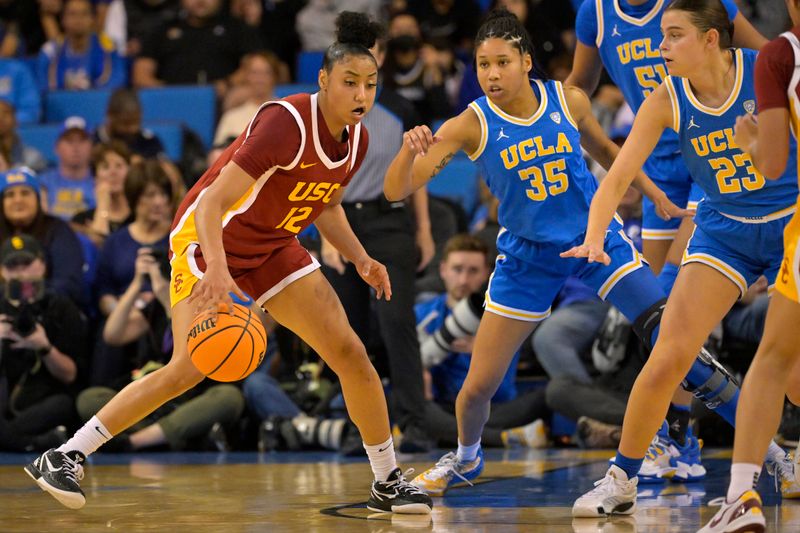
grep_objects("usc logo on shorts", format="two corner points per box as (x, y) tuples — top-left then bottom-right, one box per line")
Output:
(173, 273), (184, 294)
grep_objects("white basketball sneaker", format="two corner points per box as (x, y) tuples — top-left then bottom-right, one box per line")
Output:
(573, 465), (638, 518)
(697, 490), (765, 533)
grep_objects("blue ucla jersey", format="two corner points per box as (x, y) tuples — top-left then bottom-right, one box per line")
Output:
(468, 79), (604, 245)
(585, 0), (736, 176)
(665, 48), (798, 218)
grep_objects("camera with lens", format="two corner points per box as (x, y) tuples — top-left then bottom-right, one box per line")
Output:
(144, 247), (171, 281)
(3, 279), (44, 337)
(419, 291), (485, 368)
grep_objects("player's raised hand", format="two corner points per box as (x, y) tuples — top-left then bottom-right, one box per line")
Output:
(403, 125), (440, 157)
(189, 262), (248, 317)
(356, 256), (392, 301)
(560, 240), (611, 265)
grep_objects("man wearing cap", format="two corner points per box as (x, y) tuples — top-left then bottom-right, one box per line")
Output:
(38, 117), (95, 221)
(0, 233), (88, 452)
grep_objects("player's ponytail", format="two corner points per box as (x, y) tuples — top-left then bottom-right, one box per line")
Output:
(323, 12), (383, 72)
(665, 0), (734, 49)
(473, 8), (546, 79)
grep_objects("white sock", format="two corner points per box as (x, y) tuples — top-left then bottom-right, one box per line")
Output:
(363, 436), (397, 482)
(456, 439), (481, 463)
(728, 463), (761, 502)
(766, 440), (787, 464)
(57, 416), (112, 457)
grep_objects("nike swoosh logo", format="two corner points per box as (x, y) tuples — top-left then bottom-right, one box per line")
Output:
(300, 162), (317, 169)
(96, 425), (109, 438)
(43, 455), (61, 473)
(377, 445), (391, 452)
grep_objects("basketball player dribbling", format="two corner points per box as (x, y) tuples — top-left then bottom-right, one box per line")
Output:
(24, 12), (432, 515)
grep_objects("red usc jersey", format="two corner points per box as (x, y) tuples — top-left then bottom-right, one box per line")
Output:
(171, 93), (369, 270)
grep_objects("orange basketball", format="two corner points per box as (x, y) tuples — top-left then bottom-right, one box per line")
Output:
(187, 303), (267, 382)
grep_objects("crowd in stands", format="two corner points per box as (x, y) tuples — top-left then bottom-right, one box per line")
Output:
(0, 0), (796, 455)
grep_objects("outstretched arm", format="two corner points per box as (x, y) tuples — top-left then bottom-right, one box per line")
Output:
(384, 108), (480, 201)
(561, 84), (674, 264)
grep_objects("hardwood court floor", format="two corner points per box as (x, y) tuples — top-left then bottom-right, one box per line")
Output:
(1, 448), (799, 532)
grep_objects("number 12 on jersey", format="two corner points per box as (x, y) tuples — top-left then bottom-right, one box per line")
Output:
(276, 206), (312, 233)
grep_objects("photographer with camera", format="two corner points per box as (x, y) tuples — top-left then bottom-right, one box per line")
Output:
(76, 245), (244, 452)
(414, 234), (550, 448)
(0, 234), (88, 451)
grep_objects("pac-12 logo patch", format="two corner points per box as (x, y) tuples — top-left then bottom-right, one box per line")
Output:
(550, 112), (561, 124)
(743, 100), (756, 114)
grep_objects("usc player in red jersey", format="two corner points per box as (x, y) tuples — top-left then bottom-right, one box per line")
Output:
(24, 13), (432, 515)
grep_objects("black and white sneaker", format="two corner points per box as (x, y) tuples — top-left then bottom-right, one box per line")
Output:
(367, 467), (433, 514)
(24, 448), (87, 509)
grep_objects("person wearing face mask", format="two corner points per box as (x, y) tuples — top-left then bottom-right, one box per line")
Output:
(0, 233), (88, 452)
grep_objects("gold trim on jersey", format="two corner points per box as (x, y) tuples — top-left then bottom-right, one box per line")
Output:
(554, 81), (579, 130)
(595, 0), (605, 47)
(485, 79), (548, 126)
(468, 102), (489, 161)
(642, 228), (680, 240)
(664, 76), (681, 132)
(613, 0), (665, 26)
(681, 49), (744, 117)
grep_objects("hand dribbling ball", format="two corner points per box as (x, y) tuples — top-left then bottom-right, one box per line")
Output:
(187, 294), (267, 382)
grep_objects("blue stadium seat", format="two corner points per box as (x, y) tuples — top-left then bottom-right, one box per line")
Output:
(426, 153), (481, 216)
(138, 85), (216, 149)
(274, 83), (318, 98)
(17, 123), (61, 166)
(296, 51), (325, 84)
(44, 89), (111, 129)
(143, 121), (183, 162)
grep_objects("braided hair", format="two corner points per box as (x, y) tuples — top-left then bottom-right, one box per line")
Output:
(473, 8), (546, 79)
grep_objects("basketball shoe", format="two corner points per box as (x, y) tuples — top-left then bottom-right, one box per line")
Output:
(572, 465), (638, 517)
(697, 490), (765, 533)
(636, 421), (706, 483)
(411, 449), (484, 496)
(366, 467), (433, 514)
(24, 448), (86, 509)
(766, 449), (800, 499)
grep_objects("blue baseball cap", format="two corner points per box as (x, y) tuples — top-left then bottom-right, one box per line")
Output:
(58, 116), (90, 140)
(0, 168), (41, 195)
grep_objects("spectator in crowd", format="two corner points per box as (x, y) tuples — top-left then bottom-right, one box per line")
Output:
(383, 14), (451, 124)
(123, 0), (180, 57)
(411, 0), (482, 50)
(0, 168), (85, 307)
(72, 141), (132, 247)
(295, 0), (383, 51)
(214, 51), (279, 145)
(228, 0), (291, 82)
(37, 0), (127, 91)
(95, 160), (171, 318)
(0, 233), (88, 452)
(0, 0), (62, 57)
(77, 245), (244, 452)
(93, 89), (185, 201)
(415, 234), (550, 448)
(0, 58), (41, 123)
(0, 101), (47, 172)
(39, 116), (95, 221)
(132, 0), (262, 96)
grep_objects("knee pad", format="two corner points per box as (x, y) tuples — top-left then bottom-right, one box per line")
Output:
(682, 347), (740, 409)
(632, 298), (667, 352)
(419, 291), (484, 367)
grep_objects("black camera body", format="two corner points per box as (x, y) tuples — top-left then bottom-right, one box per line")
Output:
(7, 303), (38, 337)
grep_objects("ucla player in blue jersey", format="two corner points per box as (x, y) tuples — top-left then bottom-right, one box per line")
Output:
(566, 0), (766, 481)
(568, 0), (800, 517)
(384, 9), (747, 498)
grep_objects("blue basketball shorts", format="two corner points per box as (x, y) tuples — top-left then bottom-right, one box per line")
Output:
(485, 226), (647, 321)
(682, 202), (794, 297)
